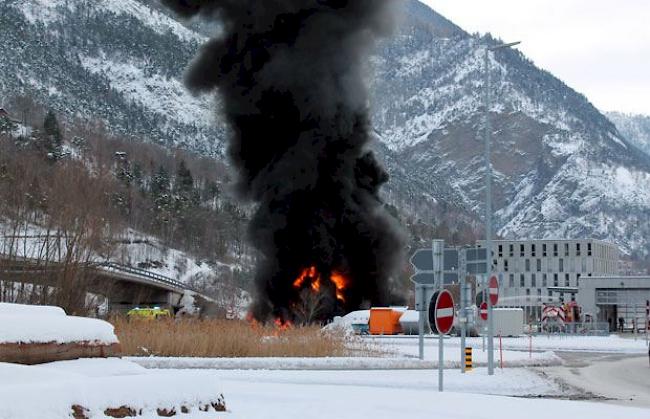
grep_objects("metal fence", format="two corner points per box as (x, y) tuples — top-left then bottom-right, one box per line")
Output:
(527, 321), (610, 336)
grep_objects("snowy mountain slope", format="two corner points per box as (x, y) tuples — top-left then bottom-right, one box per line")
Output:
(0, 0), (224, 155)
(3, 0), (650, 256)
(607, 112), (650, 156)
(370, 2), (650, 255)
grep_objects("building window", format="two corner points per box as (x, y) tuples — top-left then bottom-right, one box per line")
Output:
(520, 274), (525, 287)
(587, 242), (592, 256)
(542, 274), (548, 287)
(509, 274), (515, 287)
(520, 244), (525, 257)
(564, 243), (569, 256)
(576, 273), (581, 287)
(559, 292), (565, 303)
(565, 273), (570, 287)
(526, 288), (531, 301)
(553, 243), (558, 257)
(498, 245), (503, 258)
(525, 259), (530, 272)
(531, 244), (536, 257)
(553, 273), (559, 287)
(509, 244), (514, 257)
(531, 273), (536, 287)
(542, 244), (547, 257)
(576, 243), (581, 256)
(536, 259), (541, 272)
(537, 288), (542, 301)
(559, 258), (564, 272)
(504, 259), (509, 272)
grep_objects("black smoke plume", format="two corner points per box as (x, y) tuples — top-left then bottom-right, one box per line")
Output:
(163, 0), (405, 322)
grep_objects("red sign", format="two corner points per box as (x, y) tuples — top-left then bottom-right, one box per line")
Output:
(489, 275), (499, 306)
(434, 290), (455, 335)
(480, 302), (488, 321)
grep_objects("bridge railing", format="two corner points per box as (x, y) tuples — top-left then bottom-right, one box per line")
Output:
(95, 262), (195, 292)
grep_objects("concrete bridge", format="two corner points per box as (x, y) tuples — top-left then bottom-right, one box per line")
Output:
(0, 256), (204, 313)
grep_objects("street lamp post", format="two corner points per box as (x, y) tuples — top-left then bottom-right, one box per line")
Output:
(484, 41), (520, 376)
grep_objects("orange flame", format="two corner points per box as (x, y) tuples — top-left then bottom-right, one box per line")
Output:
(293, 266), (349, 304)
(330, 271), (349, 302)
(274, 317), (293, 332)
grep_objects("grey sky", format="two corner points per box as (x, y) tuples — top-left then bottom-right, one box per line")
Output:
(421, 0), (650, 115)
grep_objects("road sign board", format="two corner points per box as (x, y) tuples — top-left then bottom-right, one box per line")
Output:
(410, 249), (434, 271)
(489, 275), (499, 306)
(464, 247), (488, 275)
(410, 272), (435, 285)
(480, 302), (488, 321)
(429, 290), (455, 335)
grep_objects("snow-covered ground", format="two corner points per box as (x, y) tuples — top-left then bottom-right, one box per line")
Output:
(3, 358), (649, 418)
(0, 359), (224, 418)
(368, 334), (649, 355)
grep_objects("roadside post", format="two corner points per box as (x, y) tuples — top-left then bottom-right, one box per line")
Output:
(429, 288), (455, 392)
(465, 347), (473, 371)
(487, 274), (499, 375)
(410, 245), (441, 360)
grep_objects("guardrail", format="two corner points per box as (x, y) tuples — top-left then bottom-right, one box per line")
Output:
(96, 262), (194, 292)
(527, 322), (610, 336)
(0, 254), (196, 294)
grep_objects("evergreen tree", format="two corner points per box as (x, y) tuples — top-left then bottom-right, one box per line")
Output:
(43, 110), (63, 158)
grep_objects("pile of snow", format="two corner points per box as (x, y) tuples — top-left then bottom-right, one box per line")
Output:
(0, 303), (117, 345)
(0, 359), (225, 418)
(0, 302), (66, 317)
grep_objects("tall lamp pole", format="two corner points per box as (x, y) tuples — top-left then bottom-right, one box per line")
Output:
(484, 41), (521, 376)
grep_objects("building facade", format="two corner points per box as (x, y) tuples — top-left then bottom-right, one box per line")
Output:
(577, 276), (650, 331)
(477, 239), (620, 322)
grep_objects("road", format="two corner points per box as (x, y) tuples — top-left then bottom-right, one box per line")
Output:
(540, 351), (650, 408)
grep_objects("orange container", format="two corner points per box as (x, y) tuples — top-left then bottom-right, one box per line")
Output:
(369, 308), (403, 335)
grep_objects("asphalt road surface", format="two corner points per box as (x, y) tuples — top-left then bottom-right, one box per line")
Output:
(541, 352), (650, 408)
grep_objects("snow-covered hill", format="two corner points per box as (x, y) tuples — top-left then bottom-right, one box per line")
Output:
(607, 112), (650, 156)
(3, 0), (650, 256)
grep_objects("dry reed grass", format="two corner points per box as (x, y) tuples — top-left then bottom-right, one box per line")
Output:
(111, 317), (368, 358)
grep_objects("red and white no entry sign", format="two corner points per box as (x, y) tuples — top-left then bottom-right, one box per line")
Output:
(434, 290), (455, 335)
(489, 275), (499, 306)
(480, 302), (488, 321)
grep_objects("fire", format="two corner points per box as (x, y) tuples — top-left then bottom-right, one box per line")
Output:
(292, 266), (349, 303)
(330, 271), (349, 302)
(274, 317), (292, 332)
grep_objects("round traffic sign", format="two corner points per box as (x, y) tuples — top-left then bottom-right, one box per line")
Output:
(480, 302), (488, 321)
(489, 275), (499, 306)
(431, 290), (455, 335)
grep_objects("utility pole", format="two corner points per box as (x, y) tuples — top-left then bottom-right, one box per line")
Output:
(484, 40), (520, 376)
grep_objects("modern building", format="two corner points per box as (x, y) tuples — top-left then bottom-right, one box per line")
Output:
(476, 239), (620, 322)
(576, 276), (650, 331)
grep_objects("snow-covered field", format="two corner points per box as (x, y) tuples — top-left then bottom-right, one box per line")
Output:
(2, 358), (649, 418)
(369, 334), (649, 355)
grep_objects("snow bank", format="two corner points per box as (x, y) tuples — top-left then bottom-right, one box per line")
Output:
(369, 334), (649, 354)
(128, 353), (560, 370)
(0, 309), (117, 345)
(0, 359), (225, 418)
(0, 302), (66, 317)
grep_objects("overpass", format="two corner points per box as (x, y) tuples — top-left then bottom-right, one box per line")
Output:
(0, 256), (205, 313)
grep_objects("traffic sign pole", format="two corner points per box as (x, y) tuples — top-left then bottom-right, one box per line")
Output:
(417, 284), (424, 360)
(488, 276), (494, 375)
(432, 289), (454, 392)
(487, 275), (499, 376)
